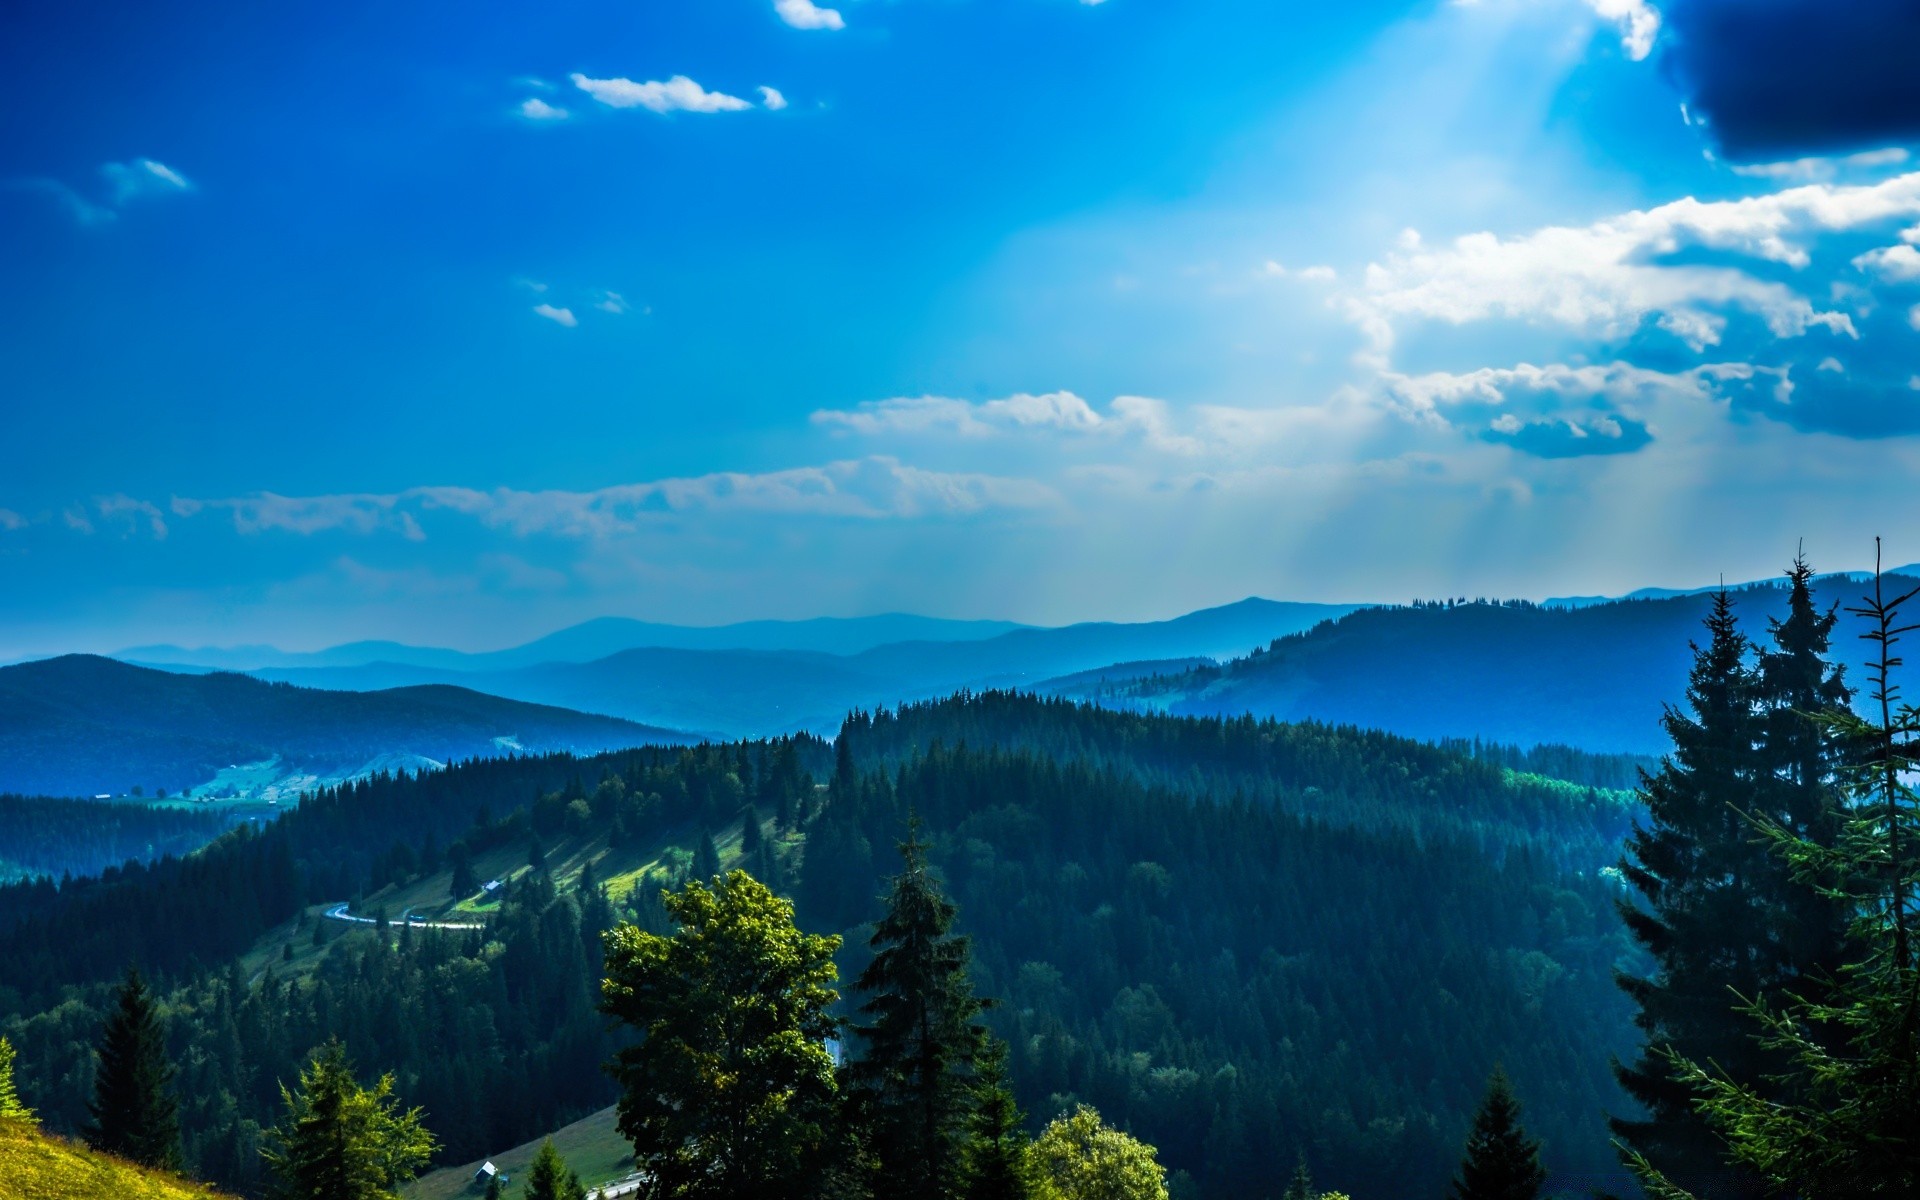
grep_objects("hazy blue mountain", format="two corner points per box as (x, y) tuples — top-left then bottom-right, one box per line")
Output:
(1061, 574), (1914, 755)
(115, 612), (1030, 672)
(250, 598), (1355, 736)
(0, 655), (690, 798)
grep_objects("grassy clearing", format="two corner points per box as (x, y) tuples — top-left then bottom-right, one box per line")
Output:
(402, 1106), (630, 1200)
(0, 1119), (234, 1200)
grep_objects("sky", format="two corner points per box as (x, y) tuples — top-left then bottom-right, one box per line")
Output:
(4, 0), (1920, 656)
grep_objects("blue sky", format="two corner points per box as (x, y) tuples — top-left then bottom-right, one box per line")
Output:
(4, 0), (1920, 656)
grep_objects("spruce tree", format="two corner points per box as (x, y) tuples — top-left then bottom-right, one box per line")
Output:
(87, 966), (182, 1170)
(693, 827), (722, 880)
(261, 1039), (437, 1200)
(0, 1036), (34, 1124)
(963, 1038), (1038, 1200)
(1631, 549), (1920, 1196)
(1281, 1158), (1315, 1200)
(849, 820), (991, 1200)
(1611, 591), (1771, 1191)
(524, 1137), (588, 1200)
(1451, 1068), (1546, 1200)
(1753, 553), (1853, 985)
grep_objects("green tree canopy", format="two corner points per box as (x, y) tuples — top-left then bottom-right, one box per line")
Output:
(964, 1038), (1039, 1200)
(601, 869), (843, 1199)
(261, 1039), (437, 1200)
(1030, 1105), (1168, 1200)
(1451, 1067), (1546, 1200)
(86, 966), (181, 1170)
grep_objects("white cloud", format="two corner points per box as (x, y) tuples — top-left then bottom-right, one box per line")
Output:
(95, 494), (169, 539)
(1910, 303), (1920, 332)
(533, 304), (578, 327)
(773, 0), (844, 30)
(814, 392), (1108, 438)
(758, 86), (789, 111)
(1583, 0), (1658, 60)
(571, 73), (753, 114)
(1343, 172), (1920, 363)
(1380, 360), (1756, 422)
(1731, 147), (1911, 183)
(519, 97), (569, 121)
(596, 291), (629, 314)
(0, 509), (25, 531)
(1853, 243), (1920, 283)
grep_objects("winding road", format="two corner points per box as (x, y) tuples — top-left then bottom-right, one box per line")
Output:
(321, 902), (486, 931)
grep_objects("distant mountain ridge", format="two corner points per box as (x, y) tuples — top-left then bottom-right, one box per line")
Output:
(0, 655), (691, 798)
(242, 598), (1359, 736)
(1058, 571), (1920, 755)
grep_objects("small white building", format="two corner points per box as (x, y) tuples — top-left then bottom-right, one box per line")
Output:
(481, 879), (505, 897)
(474, 1161), (507, 1189)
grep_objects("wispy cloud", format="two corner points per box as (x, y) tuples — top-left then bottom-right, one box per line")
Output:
(17, 157), (192, 226)
(0, 509), (26, 532)
(774, 0), (845, 31)
(95, 494), (170, 539)
(595, 291), (629, 314)
(165, 459), (1054, 542)
(571, 73), (754, 114)
(758, 86), (789, 112)
(519, 97), (570, 121)
(532, 303), (578, 327)
(1583, 0), (1658, 60)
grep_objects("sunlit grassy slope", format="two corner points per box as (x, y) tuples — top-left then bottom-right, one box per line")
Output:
(402, 1105), (630, 1200)
(0, 1120), (235, 1200)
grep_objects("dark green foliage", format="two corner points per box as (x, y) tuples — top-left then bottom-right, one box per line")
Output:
(523, 1137), (587, 1200)
(601, 871), (843, 1199)
(964, 1039), (1037, 1200)
(86, 967), (180, 1171)
(1634, 552), (1920, 1196)
(1614, 567), (1855, 1190)
(808, 695), (1642, 1197)
(1280, 1159), (1314, 1200)
(1612, 591), (1769, 1188)
(1450, 1068), (1545, 1200)
(260, 1039), (436, 1200)
(848, 821), (990, 1200)
(0, 794), (244, 883)
(692, 827), (721, 881)
(448, 843), (475, 901)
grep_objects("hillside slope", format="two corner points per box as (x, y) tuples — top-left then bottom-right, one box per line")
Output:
(0, 655), (691, 797)
(0, 1120), (233, 1200)
(1068, 575), (1914, 754)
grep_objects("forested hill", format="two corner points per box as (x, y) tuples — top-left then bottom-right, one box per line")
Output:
(0, 655), (690, 797)
(0, 695), (1640, 1198)
(1067, 573), (1917, 754)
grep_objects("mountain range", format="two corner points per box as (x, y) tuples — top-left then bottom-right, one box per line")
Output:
(0, 655), (687, 798)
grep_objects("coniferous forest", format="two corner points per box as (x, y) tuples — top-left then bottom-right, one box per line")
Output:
(2, 558), (1919, 1198)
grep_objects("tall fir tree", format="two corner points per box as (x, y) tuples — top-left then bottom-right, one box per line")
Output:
(1752, 554), (1854, 984)
(0, 1036), (33, 1124)
(86, 966), (182, 1170)
(524, 1138), (588, 1200)
(261, 1039), (437, 1200)
(1612, 591), (1772, 1193)
(1451, 1067), (1546, 1200)
(1631, 548), (1920, 1197)
(1281, 1157), (1316, 1200)
(963, 1038), (1038, 1200)
(693, 827), (722, 881)
(849, 820), (991, 1200)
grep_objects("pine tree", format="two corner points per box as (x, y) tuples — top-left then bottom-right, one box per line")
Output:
(963, 1038), (1037, 1200)
(449, 844), (476, 901)
(1451, 1067), (1546, 1200)
(261, 1039), (437, 1200)
(741, 804), (764, 858)
(524, 1137), (588, 1200)
(1753, 553), (1854, 985)
(1281, 1158), (1315, 1200)
(1611, 591), (1771, 1191)
(86, 966), (182, 1170)
(849, 820), (991, 1200)
(693, 827), (722, 880)
(0, 1036), (34, 1124)
(1632, 548), (1920, 1196)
